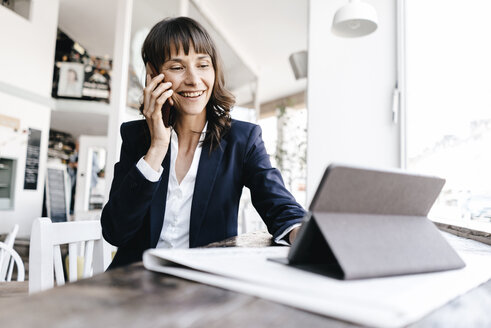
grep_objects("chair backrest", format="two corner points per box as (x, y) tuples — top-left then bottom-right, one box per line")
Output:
(0, 241), (24, 282)
(29, 217), (106, 294)
(0, 224), (20, 280)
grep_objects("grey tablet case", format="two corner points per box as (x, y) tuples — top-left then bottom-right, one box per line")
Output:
(275, 164), (465, 280)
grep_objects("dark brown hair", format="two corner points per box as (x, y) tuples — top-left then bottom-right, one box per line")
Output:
(140, 16), (235, 151)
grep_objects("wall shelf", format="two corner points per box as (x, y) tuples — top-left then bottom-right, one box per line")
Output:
(50, 98), (140, 138)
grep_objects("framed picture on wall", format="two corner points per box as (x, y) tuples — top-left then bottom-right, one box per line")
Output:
(81, 56), (111, 102)
(57, 62), (84, 98)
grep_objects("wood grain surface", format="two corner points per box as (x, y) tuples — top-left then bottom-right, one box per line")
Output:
(0, 231), (490, 328)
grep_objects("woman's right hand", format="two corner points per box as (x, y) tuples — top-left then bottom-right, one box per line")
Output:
(142, 71), (173, 171)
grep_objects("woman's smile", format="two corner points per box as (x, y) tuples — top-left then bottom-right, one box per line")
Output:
(177, 90), (206, 98)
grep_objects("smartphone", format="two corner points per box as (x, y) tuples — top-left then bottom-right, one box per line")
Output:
(162, 102), (172, 127)
(147, 63), (173, 127)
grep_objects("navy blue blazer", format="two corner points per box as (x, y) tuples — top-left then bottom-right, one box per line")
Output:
(101, 119), (305, 268)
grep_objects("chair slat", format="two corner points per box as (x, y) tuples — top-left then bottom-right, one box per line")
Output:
(79, 241), (85, 257)
(83, 240), (94, 278)
(0, 242), (24, 282)
(0, 252), (6, 280)
(0, 224), (19, 280)
(68, 243), (77, 282)
(53, 245), (65, 286)
(6, 258), (14, 281)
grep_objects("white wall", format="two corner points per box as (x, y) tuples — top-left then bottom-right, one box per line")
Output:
(0, 1), (59, 95)
(306, 0), (399, 202)
(0, 1), (59, 237)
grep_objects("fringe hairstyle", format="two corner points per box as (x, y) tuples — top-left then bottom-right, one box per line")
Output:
(140, 17), (235, 151)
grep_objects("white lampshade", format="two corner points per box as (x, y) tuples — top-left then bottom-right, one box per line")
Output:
(289, 51), (308, 80)
(332, 0), (378, 38)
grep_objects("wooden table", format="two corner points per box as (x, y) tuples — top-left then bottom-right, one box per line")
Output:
(1, 231), (490, 328)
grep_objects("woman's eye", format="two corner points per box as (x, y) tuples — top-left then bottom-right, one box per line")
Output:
(199, 64), (210, 69)
(170, 66), (183, 71)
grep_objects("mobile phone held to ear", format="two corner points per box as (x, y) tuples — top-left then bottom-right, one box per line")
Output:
(146, 62), (173, 127)
(162, 102), (172, 127)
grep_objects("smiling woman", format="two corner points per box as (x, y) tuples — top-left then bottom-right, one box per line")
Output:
(139, 17), (234, 152)
(101, 16), (306, 269)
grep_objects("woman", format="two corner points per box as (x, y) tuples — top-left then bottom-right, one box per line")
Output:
(101, 17), (304, 269)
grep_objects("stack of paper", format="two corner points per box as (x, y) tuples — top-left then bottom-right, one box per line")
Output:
(143, 234), (491, 328)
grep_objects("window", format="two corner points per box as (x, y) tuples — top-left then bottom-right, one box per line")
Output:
(259, 107), (307, 208)
(405, 0), (491, 224)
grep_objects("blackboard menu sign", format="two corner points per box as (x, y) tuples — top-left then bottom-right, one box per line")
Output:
(24, 128), (41, 190)
(46, 167), (68, 222)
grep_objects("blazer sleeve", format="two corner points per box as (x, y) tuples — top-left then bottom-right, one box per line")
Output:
(243, 125), (306, 240)
(100, 124), (161, 247)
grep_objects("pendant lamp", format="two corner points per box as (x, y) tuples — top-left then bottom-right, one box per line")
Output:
(332, 0), (378, 38)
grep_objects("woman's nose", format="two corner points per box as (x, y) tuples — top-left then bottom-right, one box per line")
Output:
(184, 67), (200, 85)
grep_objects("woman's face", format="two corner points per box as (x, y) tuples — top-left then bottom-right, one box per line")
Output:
(67, 70), (77, 83)
(160, 43), (215, 117)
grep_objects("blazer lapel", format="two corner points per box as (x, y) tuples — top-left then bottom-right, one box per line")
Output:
(189, 139), (227, 247)
(149, 145), (171, 247)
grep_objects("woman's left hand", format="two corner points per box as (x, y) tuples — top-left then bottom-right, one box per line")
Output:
(289, 227), (301, 244)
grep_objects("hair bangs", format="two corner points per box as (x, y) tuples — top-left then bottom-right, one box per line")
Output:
(148, 19), (215, 70)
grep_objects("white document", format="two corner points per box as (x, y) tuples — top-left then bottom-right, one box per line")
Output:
(143, 234), (491, 328)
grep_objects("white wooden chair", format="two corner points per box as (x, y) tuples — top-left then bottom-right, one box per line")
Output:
(0, 224), (23, 281)
(0, 242), (25, 282)
(29, 217), (106, 294)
